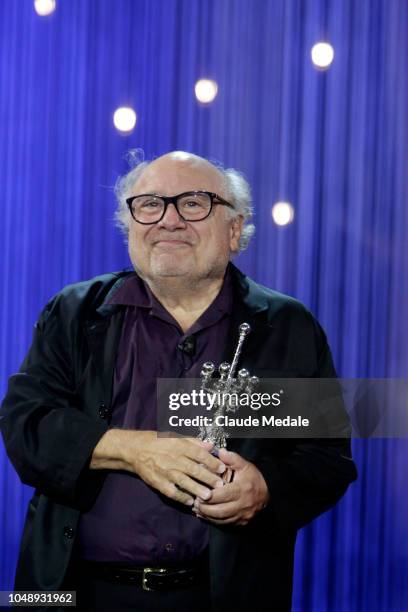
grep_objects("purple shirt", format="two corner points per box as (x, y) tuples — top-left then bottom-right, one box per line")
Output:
(76, 269), (233, 564)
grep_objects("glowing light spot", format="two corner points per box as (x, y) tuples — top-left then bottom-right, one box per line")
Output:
(34, 0), (56, 16)
(195, 79), (218, 104)
(311, 42), (334, 69)
(271, 202), (295, 226)
(113, 107), (137, 133)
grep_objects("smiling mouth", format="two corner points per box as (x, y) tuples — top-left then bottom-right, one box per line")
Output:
(154, 240), (191, 247)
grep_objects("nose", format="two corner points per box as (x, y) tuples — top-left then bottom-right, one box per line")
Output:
(157, 202), (187, 230)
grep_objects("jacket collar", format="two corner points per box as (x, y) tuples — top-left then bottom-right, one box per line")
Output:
(94, 273), (134, 318)
(228, 262), (271, 315)
(84, 272), (134, 403)
(93, 262), (270, 320)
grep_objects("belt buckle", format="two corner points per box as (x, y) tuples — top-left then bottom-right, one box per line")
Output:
(142, 567), (166, 591)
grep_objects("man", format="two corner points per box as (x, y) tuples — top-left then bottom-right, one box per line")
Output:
(0, 151), (357, 611)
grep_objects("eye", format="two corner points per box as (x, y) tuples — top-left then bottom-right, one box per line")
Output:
(140, 200), (160, 209)
(184, 200), (202, 208)
(181, 198), (207, 209)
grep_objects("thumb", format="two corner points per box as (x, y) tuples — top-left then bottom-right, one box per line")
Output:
(218, 448), (247, 469)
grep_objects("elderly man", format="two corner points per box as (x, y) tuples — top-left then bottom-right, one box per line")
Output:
(0, 151), (356, 611)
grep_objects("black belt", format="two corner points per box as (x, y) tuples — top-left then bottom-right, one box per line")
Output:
(80, 554), (209, 591)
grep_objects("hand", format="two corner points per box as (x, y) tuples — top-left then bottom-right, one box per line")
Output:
(124, 432), (227, 507)
(192, 448), (270, 526)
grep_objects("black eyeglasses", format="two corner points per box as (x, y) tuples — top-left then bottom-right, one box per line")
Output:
(126, 191), (234, 224)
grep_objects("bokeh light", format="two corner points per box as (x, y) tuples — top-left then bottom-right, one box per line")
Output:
(194, 79), (218, 104)
(34, 0), (56, 16)
(311, 42), (334, 69)
(271, 202), (295, 226)
(113, 107), (137, 133)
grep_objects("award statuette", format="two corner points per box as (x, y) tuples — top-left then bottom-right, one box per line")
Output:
(197, 323), (259, 483)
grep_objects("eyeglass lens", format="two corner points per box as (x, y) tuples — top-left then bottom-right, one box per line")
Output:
(130, 192), (212, 222)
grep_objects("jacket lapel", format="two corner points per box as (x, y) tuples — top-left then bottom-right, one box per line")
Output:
(220, 263), (272, 369)
(83, 276), (129, 404)
(219, 264), (275, 454)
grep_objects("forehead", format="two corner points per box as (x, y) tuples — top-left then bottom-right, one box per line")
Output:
(132, 158), (226, 196)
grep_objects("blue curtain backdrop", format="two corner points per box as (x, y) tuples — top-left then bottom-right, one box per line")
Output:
(1, 1), (407, 610)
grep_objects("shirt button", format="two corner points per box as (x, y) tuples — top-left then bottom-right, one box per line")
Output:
(165, 543), (174, 552)
(63, 525), (74, 539)
(98, 403), (110, 419)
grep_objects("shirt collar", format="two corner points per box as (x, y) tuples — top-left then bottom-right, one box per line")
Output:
(106, 265), (233, 321)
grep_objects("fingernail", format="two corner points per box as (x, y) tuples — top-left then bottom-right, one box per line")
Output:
(215, 479), (224, 488)
(217, 463), (226, 474)
(202, 489), (211, 500)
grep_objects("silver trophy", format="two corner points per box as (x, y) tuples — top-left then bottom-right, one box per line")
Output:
(197, 323), (259, 451)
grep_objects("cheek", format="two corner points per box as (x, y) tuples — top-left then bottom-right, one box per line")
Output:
(128, 229), (148, 260)
(214, 231), (234, 256)
(128, 231), (137, 254)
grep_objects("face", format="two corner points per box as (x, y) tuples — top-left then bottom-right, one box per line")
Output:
(127, 152), (243, 284)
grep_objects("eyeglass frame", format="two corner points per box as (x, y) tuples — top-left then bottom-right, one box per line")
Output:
(125, 190), (235, 225)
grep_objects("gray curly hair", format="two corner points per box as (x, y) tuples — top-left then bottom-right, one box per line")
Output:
(113, 149), (255, 252)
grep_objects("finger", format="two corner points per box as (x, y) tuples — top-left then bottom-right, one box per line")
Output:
(222, 467), (234, 484)
(198, 482), (239, 505)
(147, 470), (194, 506)
(218, 449), (247, 470)
(184, 443), (226, 475)
(194, 499), (239, 519)
(178, 457), (225, 489)
(173, 472), (214, 501)
(161, 481), (194, 506)
(194, 511), (242, 525)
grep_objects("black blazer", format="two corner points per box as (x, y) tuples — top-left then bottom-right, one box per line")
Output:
(0, 263), (357, 611)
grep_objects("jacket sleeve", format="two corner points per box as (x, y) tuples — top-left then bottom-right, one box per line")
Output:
(252, 319), (357, 534)
(0, 296), (109, 511)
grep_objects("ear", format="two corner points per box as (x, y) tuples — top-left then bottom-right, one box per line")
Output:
(229, 215), (244, 253)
